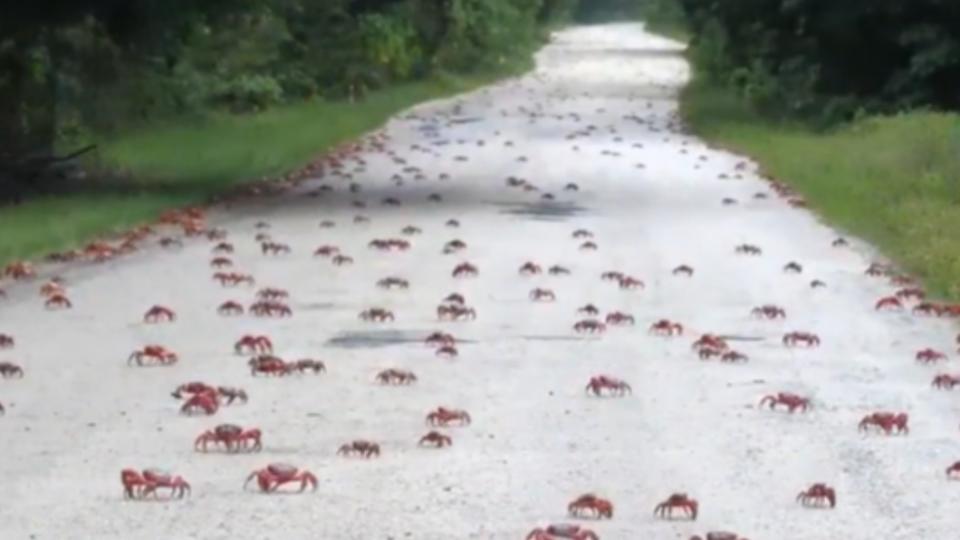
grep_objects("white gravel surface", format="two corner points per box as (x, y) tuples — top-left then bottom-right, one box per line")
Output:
(1, 22), (958, 540)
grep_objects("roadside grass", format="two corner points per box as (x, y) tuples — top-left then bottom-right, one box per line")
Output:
(681, 78), (960, 299)
(0, 66), (526, 265)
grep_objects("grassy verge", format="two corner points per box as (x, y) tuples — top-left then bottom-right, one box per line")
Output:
(0, 66), (527, 265)
(681, 77), (960, 298)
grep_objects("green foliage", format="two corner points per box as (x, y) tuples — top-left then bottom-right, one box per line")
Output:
(683, 76), (960, 299)
(678, 0), (960, 122)
(0, 0), (572, 198)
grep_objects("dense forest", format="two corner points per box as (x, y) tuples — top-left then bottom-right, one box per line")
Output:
(677, 0), (960, 122)
(5, 0), (960, 196)
(2, 0), (599, 197)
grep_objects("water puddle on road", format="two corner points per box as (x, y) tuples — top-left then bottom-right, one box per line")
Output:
(325, 330), (424, 349)
(521, 335), (591, 342)
(494, 201), (589, 221)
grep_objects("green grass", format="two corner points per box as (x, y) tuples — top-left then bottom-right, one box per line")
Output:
(0, 67), (525, 265)
(681, 78), (960, 299)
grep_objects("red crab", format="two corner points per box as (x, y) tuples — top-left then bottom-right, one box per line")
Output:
(573, 319), (606, 334)
(39, 280), (65, 297)
(45, 294), (72, 309)
(567, 494), (613, 519)
(419, 431), (452, 448)
(122, 469), (190, 500)
(212, 242), (234, 254)
(912, 302), (944, 316)
(214, 272), (255, 287)
(782, 331), (820, 347)
(585, 375), (631, 397)
(530, 288), (556, 302)
(144, 305), (176, 323)
(549, 265), (571, 276)
(672, 265), (694, 276)
(916, 348), (947, 364)
(332, 254), (354, 266)
(195, 424), (262, 453)
(0, 362), (24, 378)
(359, 308), (394, 322)
(572, 229), (593, 239)
(578, 304), (600, 316)
(436, 345), (459, 358)
(858, 412), (909, 435)
(720, 350), (748, 363)
(618, 276), (644, 290)
(759, 392), (810, 413)
(605, 312), (635, 326)
(337, 440), (380, 458)
(519, 262), (543, 275)
(217, 301), (244, 316)
(783, 261), (803, 273)
(895, 287), (925, 301)
(250, 301), (292, 317)
(689, 533), (747, 540)
(692, 334), (728, 352)
(426, 407), (471, 427)
(261, 242), (291, 255)
(751, 305), (786, 319)
(864, 262), (892, 276)
(442, 293), (466, 306)
(452, 262), (478, 278)
(181, 392), (219, 415)
(734, 244), (761, 255)
(932, 374), (960, 389)
(377, 277), (410, 290)
(314, 245), (340, 257)
(796, 483), (836, 508)
(210, 257), (233, 270)
(172, 381), (216, 399)
(0, 334), (13, 349)
(425, 331), (456, 347)
(600, 271), (623, 282)
(947, 461), (960, 479)
(526, 525), (598, 540)
(249, 356), (292, 377)
(654, 493), (698, 521)
(128, 346), (178, 367)
(257, 287), (289, 301)
(650, 319), (683, 336)
(376, 369), (417, 385)
(874, 296), (903, 311)
(437, 305), (476, 321)
(244, 463), (317, 493)
(4, 261), (35, 280)
(579, 241), (598, 251)
(235, 335), (273, 355)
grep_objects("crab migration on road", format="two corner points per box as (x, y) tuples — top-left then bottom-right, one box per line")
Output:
(0, 23), (958, 540)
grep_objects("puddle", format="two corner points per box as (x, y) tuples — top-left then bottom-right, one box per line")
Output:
(326, 330), (478, 349)
(494, 201), (589, 221)
(325, 330), (424, 349)
(297, 302), (338, 311)
(521, 335), (588, 342)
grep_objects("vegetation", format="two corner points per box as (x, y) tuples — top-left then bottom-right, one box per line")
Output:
(1, 1), (578, 198)
(0, 0), (586, 263)
(677, 1), (960, 124)
(0, 71), (519, 263)
(666, 2), (960, 299)
(683, 80), (960, 298)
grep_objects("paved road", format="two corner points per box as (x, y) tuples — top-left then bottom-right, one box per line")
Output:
(0, 23), (957, 540)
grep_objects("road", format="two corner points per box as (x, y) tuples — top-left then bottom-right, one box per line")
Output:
(0, 22), (957, 540)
